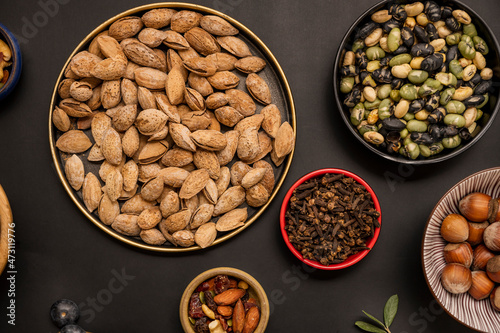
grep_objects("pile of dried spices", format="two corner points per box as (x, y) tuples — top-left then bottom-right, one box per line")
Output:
(284, 173), (380, 266)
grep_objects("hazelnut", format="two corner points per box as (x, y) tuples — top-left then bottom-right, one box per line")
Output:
(469, 271), (495, 300)
(440, 214), (469, 243)
(484, 222), (500, 252)
(472, 244), (495, 271)
(487, 256), (500, 283)
(467, 221), (489, 246)
(443, 242), (473, 268)
(491, 286), (500, 312)
(459, 192), (491, 222)
(441, 263), (472, 294)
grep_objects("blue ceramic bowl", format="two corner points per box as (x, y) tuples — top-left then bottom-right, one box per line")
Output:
(0, 23), (22, 101)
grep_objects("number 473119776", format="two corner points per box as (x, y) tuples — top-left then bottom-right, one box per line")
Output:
(7, 223), (15, 270)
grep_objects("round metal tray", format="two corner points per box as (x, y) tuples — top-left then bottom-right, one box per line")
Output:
(48, 3), (296, 252)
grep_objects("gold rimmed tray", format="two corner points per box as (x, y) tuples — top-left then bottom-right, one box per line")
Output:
(48, 3), (296, 252)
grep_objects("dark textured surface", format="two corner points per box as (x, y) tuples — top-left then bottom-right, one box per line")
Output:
(0, 0), (499, 332)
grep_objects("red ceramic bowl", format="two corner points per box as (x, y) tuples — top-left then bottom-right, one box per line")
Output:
(280, 168), (382, 270)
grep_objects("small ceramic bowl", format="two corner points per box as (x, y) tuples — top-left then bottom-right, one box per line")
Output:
(0, 23), (22, 101)
(280, 168), (382, 270)
(422, 167), (500, 332)
(179, 267), (269, 333)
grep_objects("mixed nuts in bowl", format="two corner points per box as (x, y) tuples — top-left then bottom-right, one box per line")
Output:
(333, 0), (500, 164)
(179, 267), (269, 333)
(0, 22), (22, 101)
(280, 168), (381, 270)
(49, 3), (296, 252)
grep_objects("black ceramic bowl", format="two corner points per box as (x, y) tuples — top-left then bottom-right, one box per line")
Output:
(333, 0), (500, 164)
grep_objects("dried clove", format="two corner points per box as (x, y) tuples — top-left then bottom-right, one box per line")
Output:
(285, 173), (380, 266)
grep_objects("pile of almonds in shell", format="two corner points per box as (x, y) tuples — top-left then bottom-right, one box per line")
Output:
(52, 8), (295, 248)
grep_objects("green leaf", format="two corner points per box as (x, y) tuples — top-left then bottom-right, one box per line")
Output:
(355, 321), (388, 333)
(362, 311), (386, 329)
(383, 294), (399, 328)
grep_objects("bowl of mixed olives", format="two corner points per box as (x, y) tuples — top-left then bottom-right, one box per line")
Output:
(333, 0), (500, 164)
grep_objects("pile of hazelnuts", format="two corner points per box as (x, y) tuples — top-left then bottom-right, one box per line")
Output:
(440, 192), (500, 310)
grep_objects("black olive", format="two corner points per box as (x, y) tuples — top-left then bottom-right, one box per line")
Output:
(382, 117), (406, 131)
(357, 21), (379, 39)
(391, 78), (405, 90)
(401, 27), (415, 48)
(409, 99), (425, 113)
(413, 26), (430, 43)
(382, 18), (402, 33)
(426, 23), (439, 41)
(429, 124), (443, 141)
(475, 80), (492, 95)
(463, 95), (486, 108)
(425, 1), (442, 22)
(421, 53), (444, 72)
(459, 128), (472, 140)
(411, 43), (434, 57)
(411, 132), (434, 145)
(389, 4), (407, 21)
(372, 68), (393, 83)
(445, 16), (461, 31)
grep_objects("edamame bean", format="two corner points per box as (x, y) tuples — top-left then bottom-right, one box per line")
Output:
(418, 78), (443, 96)
(388, 28), (401, 52)
(459, 35), (476, 60)
(442, 135), (461, 148)
(473, 36), (489, 55)
(407, 119), (428, 132)
(444, 114), (466, 127)
(400, 83), (418, 100)
(364, 98), (381, 110)
(440, 87), (456, 105)
(463, 23), (477, 37)
(408, 70), (429, 84)
(377, 84), (392, 99)
(389, 53), (412, 67)
(449, 60), (464, 79)
(340, 77), (355, 93)
(366, 46), (386, 60)
(445, 100), (466, 114)
(404, 142), (420, 159)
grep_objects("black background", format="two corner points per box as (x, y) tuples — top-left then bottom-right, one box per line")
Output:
(1, 0), (500, 332)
